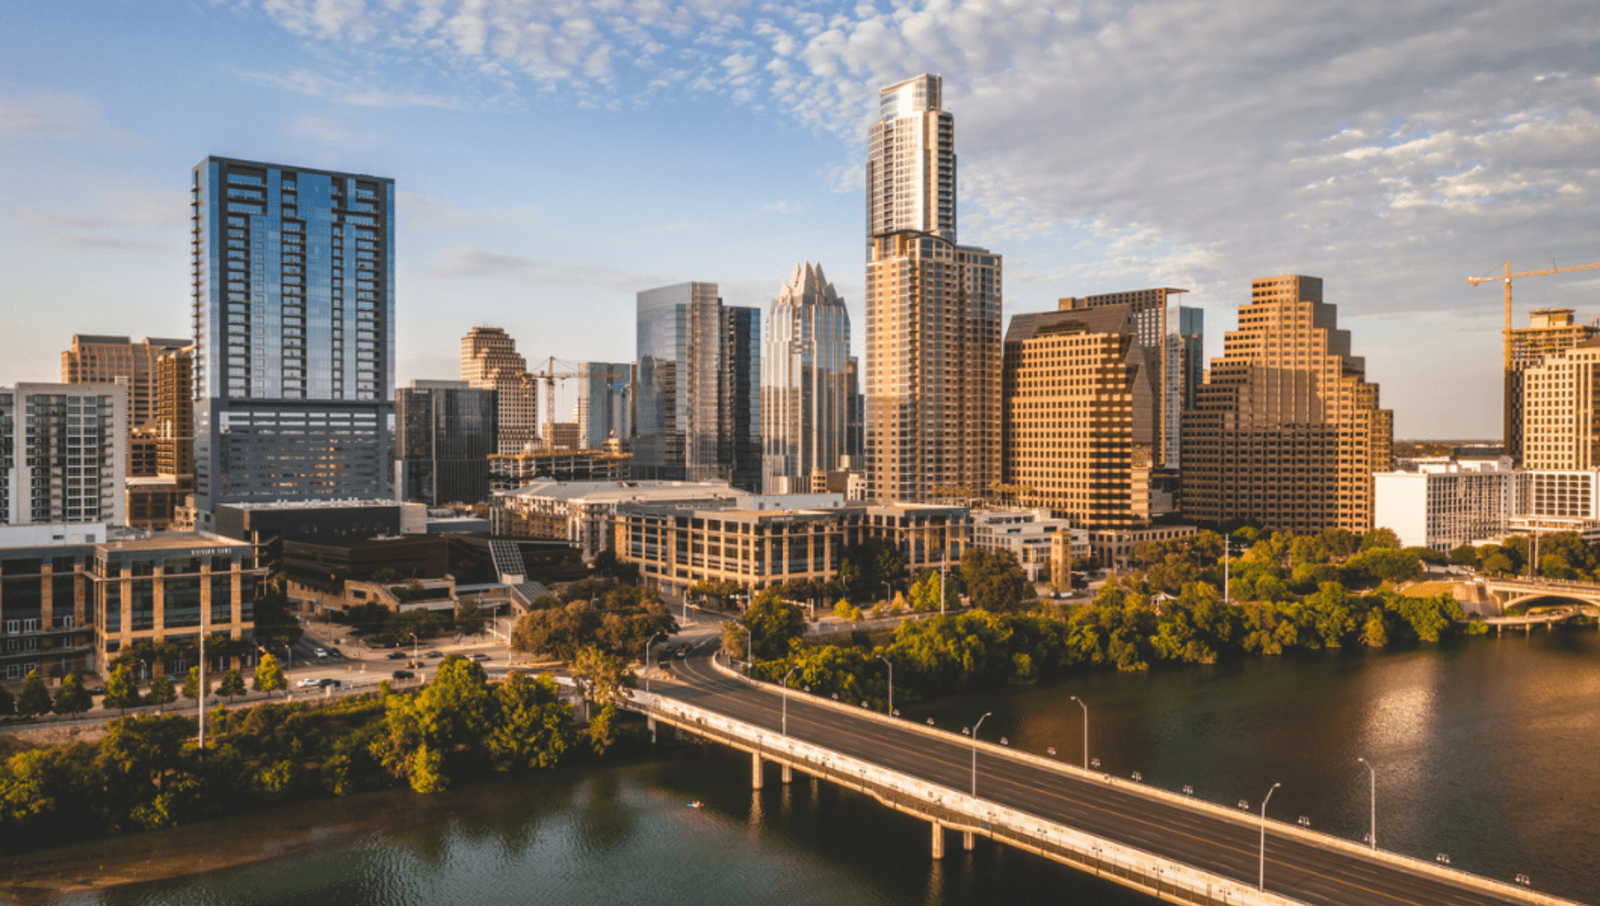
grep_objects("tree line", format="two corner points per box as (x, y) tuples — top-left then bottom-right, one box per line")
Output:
(0, 656), (635, 856)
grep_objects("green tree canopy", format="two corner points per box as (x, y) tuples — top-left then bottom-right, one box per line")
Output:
(17, 670), (53, 717)
(103, 664), (141, 713)
(960, 548), (1030, 611)
(741, 590), (806, 660)
(146, 675), (177, 707)
(254, 654), (287, 697)
(218, 668), (247, 700)
(182, 666), (208, 700)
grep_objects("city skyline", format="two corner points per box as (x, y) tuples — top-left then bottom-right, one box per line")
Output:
(3, 3), (1600, 437)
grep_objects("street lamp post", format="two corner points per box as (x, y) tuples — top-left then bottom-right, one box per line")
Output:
(197, 605), (207, 750)
(644, 631), (666, 693)
(410, 632), (419, 668)
(877, 655), (893, 714)
(736, 623), (753, 675)
(781, 665), (799, 735)
(1358, 758), (1376, 850)
(883, 581), (892, 608)
(1070, 695), (1088, 771)
(970, 711), (992, 799)
(1260, 782), (1281, 892)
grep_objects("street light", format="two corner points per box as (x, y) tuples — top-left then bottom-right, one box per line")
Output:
(781, 665), (799, 735)
(1358, 757), (1376, 850)
(969, 711), (992, 799)
(643, 631), (666, 693)
(410, 631), (419, 668)
(1070, 695), (1088, 771)
(877, 655), (893, 714)
(1260, 781), (1281, 892)
(735, 623), (753, 675)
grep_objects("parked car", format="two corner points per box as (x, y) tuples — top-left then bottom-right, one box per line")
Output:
(296, 677), (324, 687)
(86, 684), (107, 696)
(391, 670), (415, 680)
(386, 651), (407, 660)
(313, 647), (328, 658)
(327, 647), (343, 658)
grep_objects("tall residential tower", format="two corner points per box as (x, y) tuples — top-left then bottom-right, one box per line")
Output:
(461, 327), (539, 455)
(864, 74), (1001, 503)
(190, 157), (395, 523)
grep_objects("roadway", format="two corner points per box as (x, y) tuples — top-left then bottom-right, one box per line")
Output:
(657, 643), (1557, 906)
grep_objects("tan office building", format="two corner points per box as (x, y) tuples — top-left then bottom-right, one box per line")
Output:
(1520, 339), (1600, 470)
(461, 326), (538, 455)
(1506, 309), (1599, 465)
(864, 74), (1001, 503)
(1001, 305), (1149, 527)
(62, 335), (191, 478)
(1181, 276), (1392, 534)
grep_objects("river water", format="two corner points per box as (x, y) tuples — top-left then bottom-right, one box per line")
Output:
(10, 629), (1598, 906)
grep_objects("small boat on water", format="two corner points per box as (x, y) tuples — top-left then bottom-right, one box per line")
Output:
(687, 800), (704, 809)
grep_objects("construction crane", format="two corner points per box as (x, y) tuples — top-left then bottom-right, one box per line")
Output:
(533, 357), (621, 452)
(1467, 260), (1600, 368)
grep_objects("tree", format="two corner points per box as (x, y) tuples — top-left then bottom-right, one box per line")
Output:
(0, 685), (13, 716)
(1361, 527), (1401, 551)
(1448, 545), (1479, 568)
(104, 664), (141, 713)
(455, 597), (485, 636)
(254, 653), (287, 698)
(960, 548), (1029, 611)
(17, 670), (52, 717)
(146, 675), (177, 708)
(182, 666), (208, 700)
(485, 672), (573, 772)
(219, 668), (247, 701)
(49, 673), (91, 715)
(570, 645), (630, 714)
(909, 570), (957, 612)
(741, 591), (806, 660)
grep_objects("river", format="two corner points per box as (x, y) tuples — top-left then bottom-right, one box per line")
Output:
(7, 628), (1597, 906)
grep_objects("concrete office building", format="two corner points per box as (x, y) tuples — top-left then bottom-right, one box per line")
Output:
(129, 347), (196, 531)
(763, 262), (853, 494)
(1520, 339), (1600, 471)
(1181, 275), (1392, 534)
(1374, 460), (1519, 551)
(1001, 304), (1149, 528)
(970, 509), (1091, 583)
(62, 334), (191, 478)
(634, 283), (762, 491)
(864, 74), (1001, 503)
(461, 327), (539, 456)
(190, 156), (395, 525)
(576, 362), (632, 451)
(0, 383), (127, 528)
(491, 479), (744, 559)
(395, 380), (497, 506)
(1504, 309), (1598, 465)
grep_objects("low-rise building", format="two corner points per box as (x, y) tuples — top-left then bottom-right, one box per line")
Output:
(492, 480), (743, 558)
(488, 449), (635, 490)
(614, 500), (970, 599)
(1374, 459), (1519, 551)
(1087, 524), (1198, 570)
(970, 508), (1091, 582)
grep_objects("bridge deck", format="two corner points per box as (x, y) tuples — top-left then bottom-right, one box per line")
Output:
(645, 647), (1579, 906)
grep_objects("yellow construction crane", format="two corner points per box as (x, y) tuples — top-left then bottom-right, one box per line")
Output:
(1467, 260), (1600, 368)
(533, 357), (621, 452)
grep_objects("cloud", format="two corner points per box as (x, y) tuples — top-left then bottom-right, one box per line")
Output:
(425, 247), (671, 292)
(763, 200), (804, 214)
(288, 115), (378, 145)
(6, 187), (189, 253)
(237, 67), (464, 108)
(398, 191), (539, 232)
(0, 86), (139, 144)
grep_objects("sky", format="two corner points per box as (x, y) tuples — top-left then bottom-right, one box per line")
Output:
(3, 0), (1599, 438)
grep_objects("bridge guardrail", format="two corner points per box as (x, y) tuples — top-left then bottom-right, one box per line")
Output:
(634, 687), (1303, 906)
(703, 651), (1583, 906)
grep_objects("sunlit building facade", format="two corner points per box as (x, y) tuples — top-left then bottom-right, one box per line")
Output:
(762, 263), (852, 494)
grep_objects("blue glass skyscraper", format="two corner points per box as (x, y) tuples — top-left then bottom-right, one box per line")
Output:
(189, 156), (395, 524)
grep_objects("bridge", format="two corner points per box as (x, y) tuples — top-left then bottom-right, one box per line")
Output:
(632, 645), (1582, 906)
(1475, 576), (1600, 610)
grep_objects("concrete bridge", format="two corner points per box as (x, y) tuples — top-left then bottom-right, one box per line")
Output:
(631, 647), (1581, 906)
(1471, 576), (1600, 615)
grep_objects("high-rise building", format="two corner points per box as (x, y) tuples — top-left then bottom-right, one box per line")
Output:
(1520, 340), (1600, 470)
(62, 335), (190, 477)
(1059, 289), (1203, 472)
(762, 263), (852, 494)
(720, 304), (762, 493)
(541, 421), (581, 451)
(395, 380), (497, 506)
(1181, 275), (1393, 534)
(0, 383), (127, 526)
(190, 156), (395, 524)
(635, 283), (761, 490)
(576, 362), (632, 451)
(1001, 305), (1148, 528)
(128, 347), (196, 532)
(1504, 309), (1599, 465)
(864, 74), (1001, 503)
(460, 327), (539, 455)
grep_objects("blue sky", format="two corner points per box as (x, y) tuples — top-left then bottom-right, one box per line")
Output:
(4, 0), (1600, 437)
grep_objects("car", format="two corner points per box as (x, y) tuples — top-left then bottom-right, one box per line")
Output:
(471, 653), (491, 661)
(424, 650), (443, 659)
(86, 684), (107, 696)
(386, 651), (407, 660)
(391, 670), (415, 680)
(674, 644), (691, 659)
(296, 677), (323, 687)
(327, 647), (343, 658)
(318, 679), (343, 690)
(313, 647), (329, 658)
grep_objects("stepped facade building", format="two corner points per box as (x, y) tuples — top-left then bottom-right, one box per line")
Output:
(762, 263), (853, 494)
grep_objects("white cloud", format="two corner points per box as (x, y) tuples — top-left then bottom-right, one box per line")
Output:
(0, 86), (139, 144)
(288, 115), (378, 145)
(426, 246), (671, 291)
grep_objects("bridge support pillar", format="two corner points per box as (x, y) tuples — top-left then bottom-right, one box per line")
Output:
(963, 831), (975, 851)
(781, 763), (793, 784)
(931, 821), (944, 859)
(751, 753), (764, 790)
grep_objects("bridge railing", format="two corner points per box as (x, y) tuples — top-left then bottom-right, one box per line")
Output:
(632, 687), (1302, 906)
(692, 651), (1583, 906)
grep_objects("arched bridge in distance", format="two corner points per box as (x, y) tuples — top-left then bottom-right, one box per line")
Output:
(627, 643), (1584, 906)
(1473, 576), (1600, 614)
